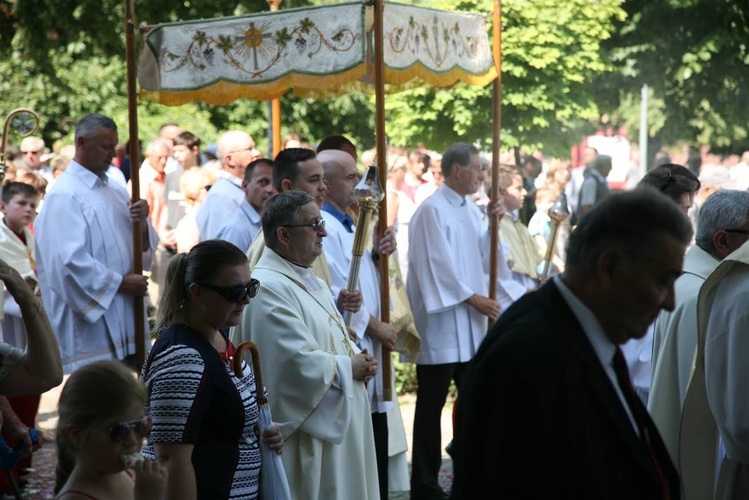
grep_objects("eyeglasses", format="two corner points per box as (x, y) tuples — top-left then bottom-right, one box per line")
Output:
(228, 146), (256, 155)
(282, 219), (326, 231)
(724, 229), (749, 236)
(109, 416), (152, 442)
(197, 279), (261, 303)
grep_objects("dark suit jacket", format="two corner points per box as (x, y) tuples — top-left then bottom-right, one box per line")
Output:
(451, 281), (679, 499)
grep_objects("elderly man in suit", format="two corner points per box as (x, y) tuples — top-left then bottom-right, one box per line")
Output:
(451, 187), (690, 499)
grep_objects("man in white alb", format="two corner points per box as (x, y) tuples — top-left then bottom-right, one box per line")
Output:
(34, 113), (157, 372)
(237, 190), (380, 499)
(406, 142), (503, 499)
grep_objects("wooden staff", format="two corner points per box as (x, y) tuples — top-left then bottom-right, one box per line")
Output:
(373, 0), (392, 401)
(268, 0), (282, 155)
(489, 0), (502, 303)
(540, 193), (571, 281)
(125, 0), (146, 371)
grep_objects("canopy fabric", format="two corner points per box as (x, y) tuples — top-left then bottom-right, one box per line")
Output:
(139, 1), (497, 105)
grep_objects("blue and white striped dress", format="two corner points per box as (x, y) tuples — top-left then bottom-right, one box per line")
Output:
(142, 324), (262, 499)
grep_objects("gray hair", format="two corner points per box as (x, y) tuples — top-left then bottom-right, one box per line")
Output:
(695, 190), (749, 253)
(441, 143), (479, 177)
(75, 114), (117, 141)
(262, 190), (315, 250)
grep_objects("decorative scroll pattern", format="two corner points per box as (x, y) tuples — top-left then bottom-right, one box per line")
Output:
(139, 3), (365, 102)
(383, 3), (496, 84)
(138, 1), (497, 105)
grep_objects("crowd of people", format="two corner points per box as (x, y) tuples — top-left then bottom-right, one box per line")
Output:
(1, 111), (749, 500)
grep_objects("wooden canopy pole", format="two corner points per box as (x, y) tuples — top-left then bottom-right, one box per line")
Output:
(373, 0), (392, 401)
(489, 0), (502, 303)
(125, 0), (146, 371)
(268, 0), (283, 156)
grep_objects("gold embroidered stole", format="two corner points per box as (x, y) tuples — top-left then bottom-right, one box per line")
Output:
(500, 215), (542, 279)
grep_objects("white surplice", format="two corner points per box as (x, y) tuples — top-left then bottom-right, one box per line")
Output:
(680, 242), (749, 500)
(407, 184), (508, 364)
(704, 255), (749, 500)
(648, 244), (719, 465)
(34, 161), (156, 373)
(0, 220), (37, 349)
(195, 172), (244, 241)
(231, 248), (379, 500)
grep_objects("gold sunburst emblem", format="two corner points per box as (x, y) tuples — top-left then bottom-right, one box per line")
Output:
(234, 21), (273, 71)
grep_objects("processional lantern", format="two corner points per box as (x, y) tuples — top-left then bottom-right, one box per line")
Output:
(343, 166), (385, 326)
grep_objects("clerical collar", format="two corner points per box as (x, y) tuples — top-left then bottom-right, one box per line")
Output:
(322, 202), (355, 233)
(282, 254), (326, 292)
(281, 256), (310, 270)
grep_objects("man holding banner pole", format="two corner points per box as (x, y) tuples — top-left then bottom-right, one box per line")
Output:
(35, 114), (157, 373)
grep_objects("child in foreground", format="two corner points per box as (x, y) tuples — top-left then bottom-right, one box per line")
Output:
(54, 360), (167, 500)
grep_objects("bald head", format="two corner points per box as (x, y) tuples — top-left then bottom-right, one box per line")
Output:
(216, 130), (256, 178)
(318, 149), (356, 177)
(319, 149), (359, 211)
(144, 139), (170, 173)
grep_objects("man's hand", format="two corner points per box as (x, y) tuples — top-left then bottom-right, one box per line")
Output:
(486, 198), (506, 219)
(337, 289), (362, 314)
(352, 350), (378, 383)
(466, 294), (501, 322)
(367, 318), (397, 351)
(118, 273), (149, 296)
(129, 199), (150, 224)
(261, 423), (284, 455)
(373, 226), (397, 256)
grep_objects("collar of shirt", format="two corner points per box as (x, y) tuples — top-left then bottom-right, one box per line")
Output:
(440, 183), (467, 206)
(322, 201), (355, 233)
(553, 275), (616, 371)
(240, 199), (261, 224)
(218, 171), (244, 188)
(68, 160), (109, 189)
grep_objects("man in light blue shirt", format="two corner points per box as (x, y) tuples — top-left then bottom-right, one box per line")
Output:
(216, 158), (275, 253)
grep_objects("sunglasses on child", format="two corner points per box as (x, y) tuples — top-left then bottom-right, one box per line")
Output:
(109, 416), (152, 442)
(197, 279), (261, 303)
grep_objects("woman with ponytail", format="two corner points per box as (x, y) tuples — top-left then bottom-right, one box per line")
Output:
(54, 360), (166, 499)
(141, 239), (283, 500)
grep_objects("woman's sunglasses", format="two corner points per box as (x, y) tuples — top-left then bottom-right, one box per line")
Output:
(197, 279), (261, 303)
(109, 416), (152, 442)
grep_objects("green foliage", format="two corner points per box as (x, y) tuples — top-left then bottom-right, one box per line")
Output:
(395, 355), (418, 395)
(385, 0), (627, 156)
(599, 0), (749, 149)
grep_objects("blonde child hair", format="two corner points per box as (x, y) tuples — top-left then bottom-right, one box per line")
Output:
(54, 361), (147, 494)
